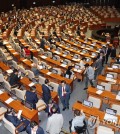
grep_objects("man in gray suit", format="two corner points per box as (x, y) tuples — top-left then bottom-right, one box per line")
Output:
(58, 80), (71, 111)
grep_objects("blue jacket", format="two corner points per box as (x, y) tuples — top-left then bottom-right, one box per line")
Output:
(58, 84), (71, 98)
(26, 125), (44, 134)
(42, 84), (51, 104)
(25, 91), (38, 109)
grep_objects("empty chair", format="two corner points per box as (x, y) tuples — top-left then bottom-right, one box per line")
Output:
(36, 99), (46, 112)
(33, 57), (38, 65)
(107, 72), (117, 79)
(39, 48), (44, 55)
(3, 80), (12, 91)
(52, 68), (61, 75)
(46, 51), (52, 58)
(26, 70), (35, 80)
(0, 107), (7, 120)
(39, 75), (46, 85)
(14, 88), (26, 100)
(52, 44), (56, 49)
(49, 82), (59, 92)
(40, 61), (48, 69)
(18, 65), (26, 75)
(88, 96), (102, 109)
(96, 126), (114, 134)
(100, 82), (111, 91)
(12, 61), (18, 69)
(111, 104), (120, 115)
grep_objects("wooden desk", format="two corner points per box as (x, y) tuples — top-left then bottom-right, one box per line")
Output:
(88, 86), (120, 105)
(0, 92), (39, 123)
(72, 102), (120, 131)
(20, 77), (58, 103)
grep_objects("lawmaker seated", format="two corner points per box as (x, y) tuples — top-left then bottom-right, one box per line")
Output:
(26, 121), (44, 134)
(4, 108), (30, 133)
(23, 46), (31, 59)
(31, 63), (40, 76)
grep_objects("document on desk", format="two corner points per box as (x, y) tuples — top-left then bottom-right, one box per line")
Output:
(55, 51), (60, 54)
(41, 55), (47, 59)
(0, 90), (3, 94)
(5, 97), (14, 104)
(60, 64), (67, 67)
(107, 67), (113, 70)
(116, 95), (120, 100)
(62, 54), (66, 57)
(96, 90), (103, 95)
(104, 113), (118, 123)
(72, 58), (79, 61)
(17, 110), (22, 119)
(23, 59), (27, 62)
(29, 82), (35, 87)
(47, 72), (52, 75)
(6, 69), (13, 74)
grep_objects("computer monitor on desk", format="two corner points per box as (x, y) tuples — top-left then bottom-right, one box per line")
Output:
(96, 85), (105, 91)
(63, 61), (68, 65)
(83, 100), (93, 108)
(23, 101), (33, 110)
(106, 74), (114, 79)
(75, 64), (80, 69)
(106, 108), (117, 116)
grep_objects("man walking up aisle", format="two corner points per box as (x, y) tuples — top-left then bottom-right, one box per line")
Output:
(84, 63), (95, 90)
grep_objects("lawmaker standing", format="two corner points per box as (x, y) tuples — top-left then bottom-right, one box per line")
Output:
(42, 79), (51, 104)
(58, 80), (71, 111)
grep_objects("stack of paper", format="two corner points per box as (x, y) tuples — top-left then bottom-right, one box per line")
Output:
(41, 55), (47, 59)
(96, 90), (103, 95)
(6, 69), (13, 74)
(116, 95), (120, 100)
(47, 72), (52, 75)
(5, 98), (14, 104)
(29, 82), (35, 87)
(60, 64), (67, 67)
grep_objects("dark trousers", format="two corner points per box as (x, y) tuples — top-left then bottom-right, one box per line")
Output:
(60, 96), (69, 108)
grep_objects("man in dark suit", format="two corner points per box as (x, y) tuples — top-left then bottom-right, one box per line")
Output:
(40, 36), (46, 50)
(58, 80), (71, 111)
(25, 86), (38, 109)
(42, 79), (51, 104)
(5, 108), (30, 132)
(105, 44), (111, 64)
(26, 121), (44, 134)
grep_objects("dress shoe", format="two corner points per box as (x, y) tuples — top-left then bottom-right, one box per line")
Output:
(62, 107), (66, 111)
(83, 88), (88, 90)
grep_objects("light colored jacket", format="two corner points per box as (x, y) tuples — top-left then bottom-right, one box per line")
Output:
(46, 113), (64, 134)
(86, 66), (94, 79)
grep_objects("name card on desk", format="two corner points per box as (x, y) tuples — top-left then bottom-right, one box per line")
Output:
(47, 72), (52, 75)
(13, 52), (18, 54)
(6, 69), (13, 74)
(107, 67), (113, 70)
(5, 97), (14, 104)
(91, 55), (95, 58)
(29, 82), (35, 87)
(96, 90), (103, 95)
(55, 51), (60, 54)
(41, 55), (47, 59)
(63, 54), (66, 57)
(0, 90), (3, 95)
(23, 59), (27, 62)
(116, 95), (120, 100)
(60, 64), (67, 67)
(80, 52), (84, 55)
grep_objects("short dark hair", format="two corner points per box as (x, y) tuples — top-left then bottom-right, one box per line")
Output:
(45, 79), (49, 84)
(74, 110), (80, 116)
(61, 80), (66, 84)
(51, 105), (57, 113)
(85, 63), (89, 67)
(30, 121), (38, 128)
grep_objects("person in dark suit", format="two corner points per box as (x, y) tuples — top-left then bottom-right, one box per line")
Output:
(25, 86), (38, 109)
(65, 66), (73, 79)
(5, 108), (30, 132)
(58, 80), (71, 111)
(9, 69), (21, 87)
(26, 121), (44, 134)
(97, 52), (105, 66)
(110, 46), (116, 59)
(42, 79), (51, 104)
(46, 99), (60, 117)
(40, 36), (46, 50)
(105, 44), (111, 64)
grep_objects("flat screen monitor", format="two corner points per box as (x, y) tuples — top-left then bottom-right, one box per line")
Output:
(53, 56), (57, 61)
(63, 61), (68, 65)
(52, 69), (58, 74)
(96, 85), (105, 91)
(106, 74), (114, 79)
(86, 58), (91, 62)
(74, 55), (78, 59)
(106, 108), (117, 116)
(83, 100), (93, 108)
(24, 101), (33, 110)
(75, 65), (80, 69)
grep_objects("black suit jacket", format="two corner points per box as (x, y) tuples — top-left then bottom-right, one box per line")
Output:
(25, 91), (38, 109)
(26, 125), (44, 134)
(42, 84), (51, 104)
(106, 47), (111, 56)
